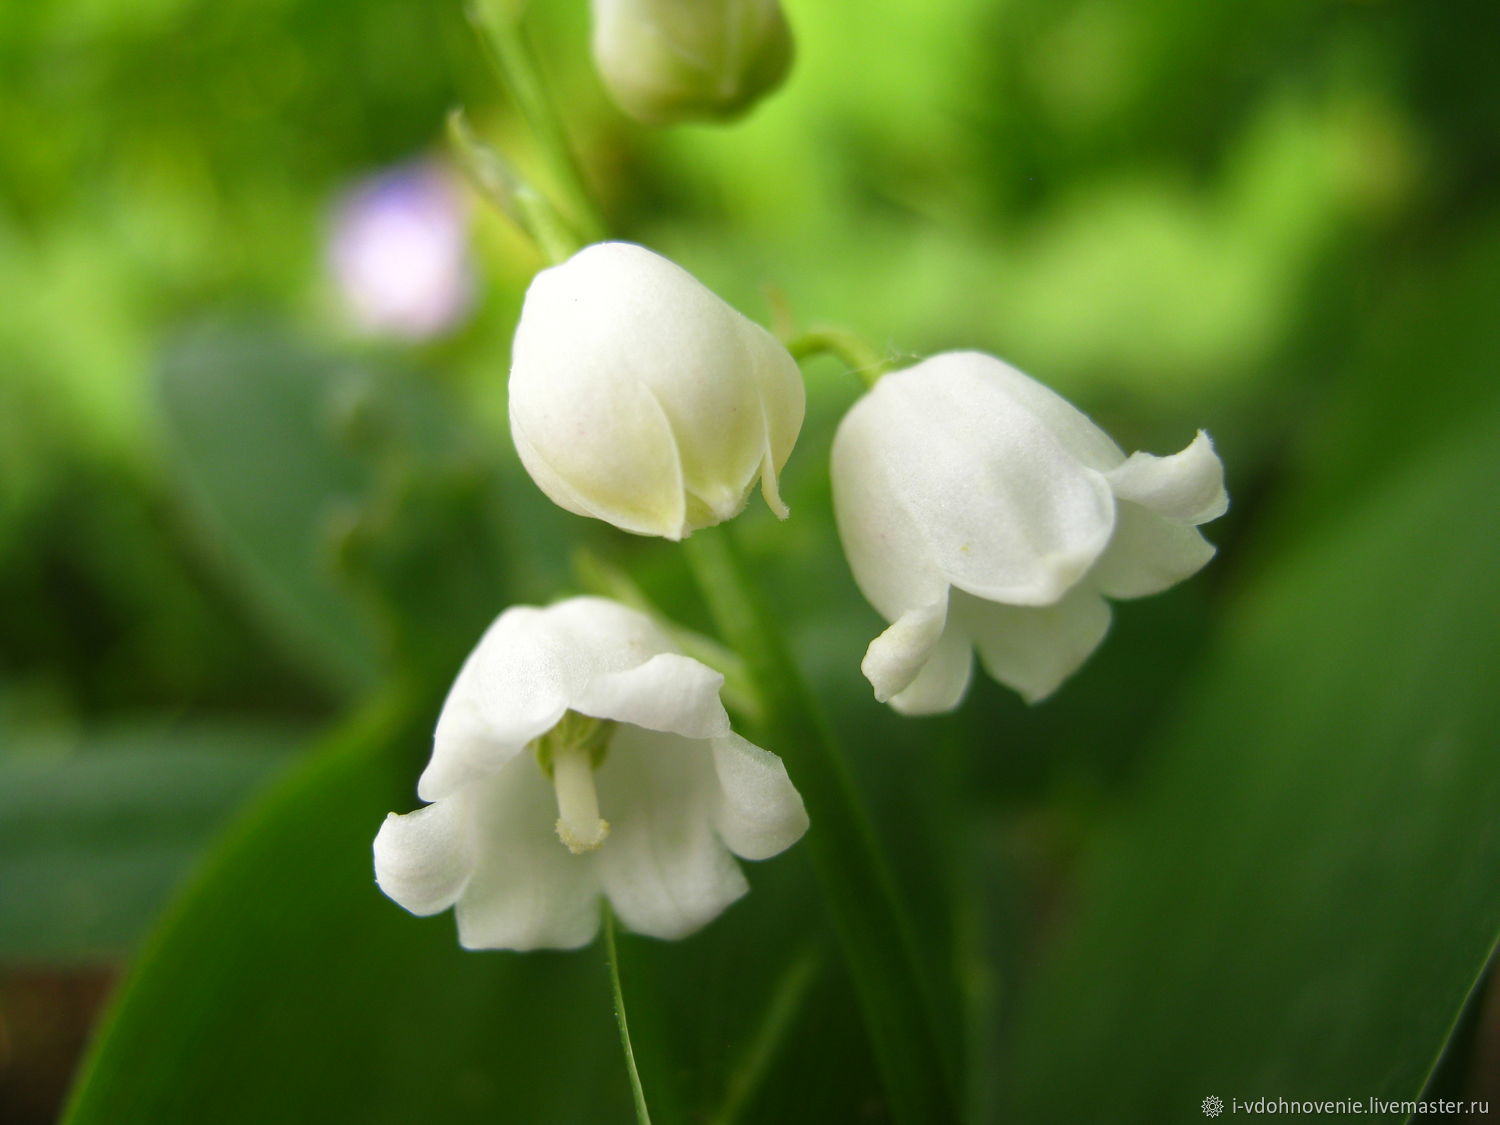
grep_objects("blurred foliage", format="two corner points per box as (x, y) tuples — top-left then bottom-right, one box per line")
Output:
(2, 0), (1498, 1121)
(0, 719), (305, 962)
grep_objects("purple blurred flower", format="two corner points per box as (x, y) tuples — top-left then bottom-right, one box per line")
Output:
(328, 162), (474, 340)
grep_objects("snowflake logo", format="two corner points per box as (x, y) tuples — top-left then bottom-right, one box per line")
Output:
(1202, 1094), (1224, 1118)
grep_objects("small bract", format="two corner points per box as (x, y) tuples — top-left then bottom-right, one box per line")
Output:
(591, 0), (793, 126)
(509, 242), (804, 540)
(832, 351), (1228, 714)
(373, 596), (808, 950)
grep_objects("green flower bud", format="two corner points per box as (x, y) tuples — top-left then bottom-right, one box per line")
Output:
(591, 0), (793, 126)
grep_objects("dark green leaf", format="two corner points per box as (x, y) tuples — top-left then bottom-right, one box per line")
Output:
(0, 722), (303, 963)
(60, 697), (636, 1124)
(1001, 407), (1500, 1119)
(60, 694), (882, 1124)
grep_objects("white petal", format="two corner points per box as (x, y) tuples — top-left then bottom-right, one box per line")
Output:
(831, 400), (950, 622)
(538, 595), (682, 661)
(572, 652), (732, 739)
(888, 623), (974, 716)
(860, 599), (950, 703)
(1105, 430), (1228, 525)
(420, 598), (683, 802)
(749, 320), (806, 521)
(373, 801), (474, 917)
(947, 352), (1125, 472)
(960, 586), (1111, 704)
(511, 376), (689, 539)
(452, 758), (604, 951)
(595, 727), (749, 941)
(709, 733), (809, 860)
(1091, 501), (1217, 600)
(833, 352), (1117, 610)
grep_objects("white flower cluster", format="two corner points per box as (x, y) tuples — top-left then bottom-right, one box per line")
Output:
(375, 238), (1226, 950)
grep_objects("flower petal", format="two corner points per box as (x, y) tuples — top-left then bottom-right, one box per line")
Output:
(1105, 430), (1228, 525)
(951, 351), (1124, 472)
(710, 733), (809, 860)
(888, 623), (974, 716)
(1091, 501), (1217, 600)
(861, 599), (950, 703)
(452, 759), (603, 951)
(831, 410), (949, 622)
(420, 598), (683, 802)
(595, 727), (749, 941)
(373, 800), (474, 917)
(572, 652), (732, 739)
(960, 585), (1111, 704)
(834, 352), (1117, 610)
(510, 377), (689, 539)
(749, 320), (806, 521)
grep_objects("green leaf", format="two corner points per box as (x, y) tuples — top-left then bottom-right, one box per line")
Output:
(0, 721), (303, 963)
(157, 325), (385, 695)
(60, 695), (636, 1124)
(60, 693), (883, 1123)
(157, 322), (572, 693)
(1000, 407), (1500, 1119)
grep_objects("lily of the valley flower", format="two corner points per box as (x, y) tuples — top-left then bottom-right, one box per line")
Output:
(509, 242), (805, 540)
(373, 596), (808, 950)
(832, 351), (1228, 715)
(591, 0), (793, 126)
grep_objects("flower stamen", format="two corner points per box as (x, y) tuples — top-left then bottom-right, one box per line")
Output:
(535, 711), (616, 854)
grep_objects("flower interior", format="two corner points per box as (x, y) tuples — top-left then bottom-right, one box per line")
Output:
(532, 710), (618, 854)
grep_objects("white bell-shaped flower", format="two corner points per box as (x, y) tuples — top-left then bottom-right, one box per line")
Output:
(373, 596), (809, 950)
(591, 0), (793, 126)
(832, 351), (1228, 715)
(509, 242), (805, 540)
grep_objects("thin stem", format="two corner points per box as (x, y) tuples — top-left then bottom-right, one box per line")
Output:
(604, 908), (653, 1125)
(786, 328), (890, 388)
(446, 107), (580, 264)
(467, 1), (607, 245)
(682, 527), (959, 1124)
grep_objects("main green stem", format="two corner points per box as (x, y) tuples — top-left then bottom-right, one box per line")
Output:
(683, 528), (959, 1123)
(476, 19), (955, 1114)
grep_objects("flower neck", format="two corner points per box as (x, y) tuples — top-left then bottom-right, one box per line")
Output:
(535, 711), (616, 854)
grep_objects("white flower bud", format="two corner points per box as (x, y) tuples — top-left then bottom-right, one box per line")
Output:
(832, 351), (1228, 714)
(591, 0), (793, 125)
(509, 242), (805, 540)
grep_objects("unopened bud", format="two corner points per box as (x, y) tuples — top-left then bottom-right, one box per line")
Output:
(591, 0), (793, 126)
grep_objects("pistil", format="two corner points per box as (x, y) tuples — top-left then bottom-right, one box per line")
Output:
(535, 711), (616, 854)
(551, 740), (610, 853)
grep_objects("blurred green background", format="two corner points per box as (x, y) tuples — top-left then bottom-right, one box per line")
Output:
(2, 0), (1498, 1121)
